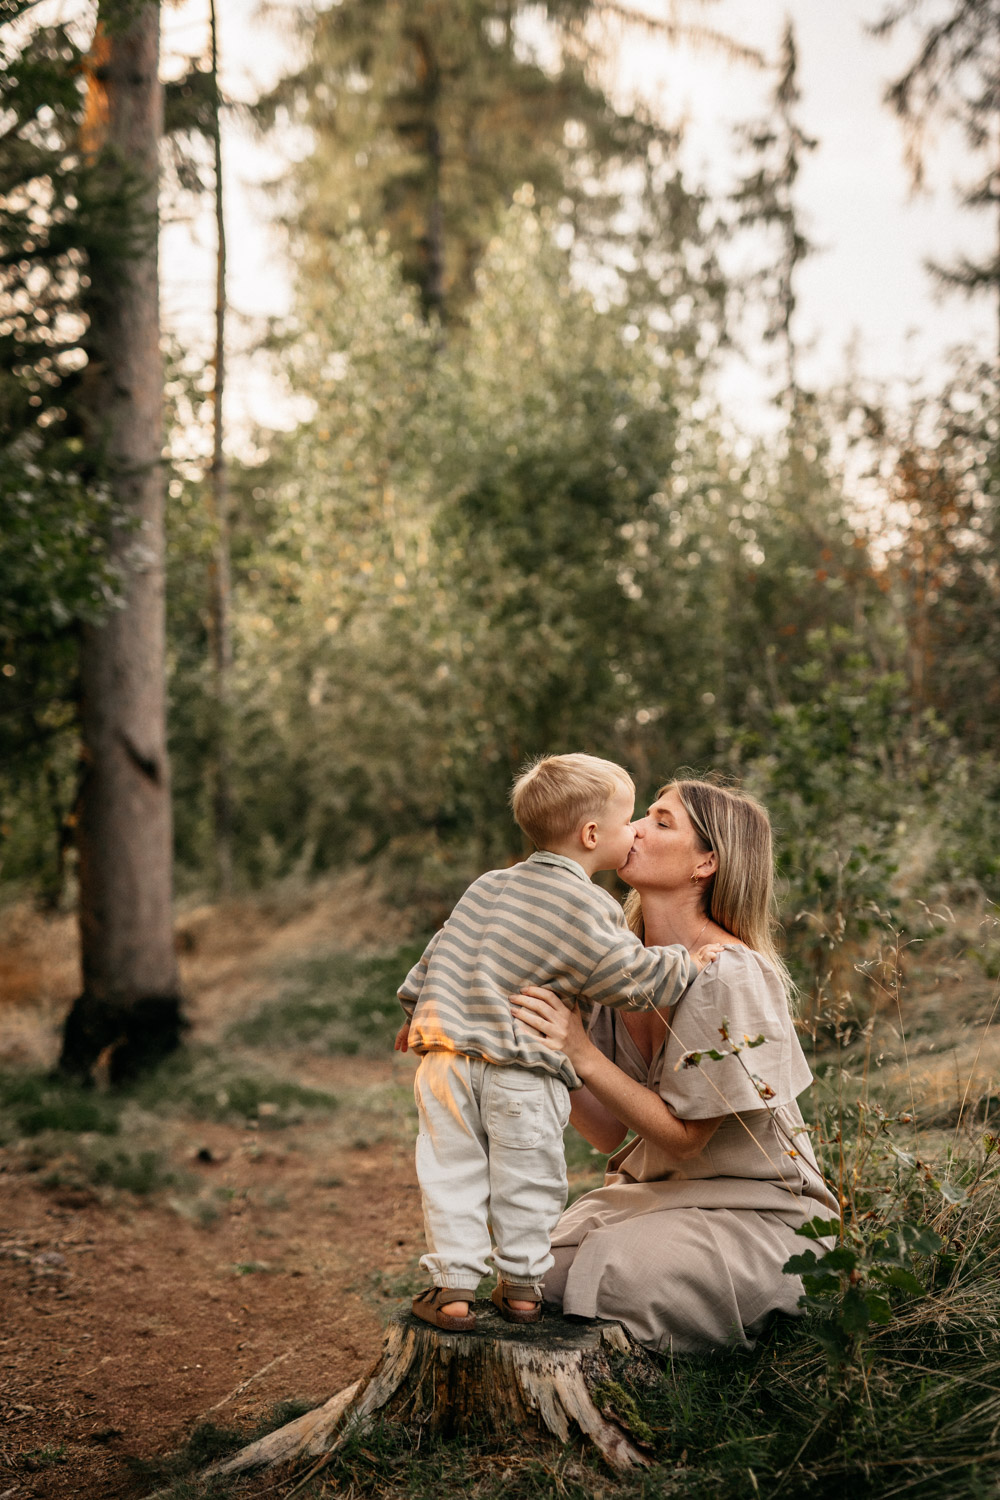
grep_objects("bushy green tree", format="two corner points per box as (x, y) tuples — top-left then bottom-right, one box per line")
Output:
(178, 209), (895, 907)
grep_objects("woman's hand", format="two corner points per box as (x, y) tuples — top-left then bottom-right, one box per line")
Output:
(510, 985), (592, 1072)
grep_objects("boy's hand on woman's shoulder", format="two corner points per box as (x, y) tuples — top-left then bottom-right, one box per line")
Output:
(691, 942), (731, 973)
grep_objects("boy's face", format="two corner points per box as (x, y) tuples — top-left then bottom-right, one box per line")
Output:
(592, 784), (637, 869)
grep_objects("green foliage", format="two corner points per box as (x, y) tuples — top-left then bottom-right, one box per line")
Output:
(261, 0), (717, 327)
(84, 1146), (176, 1195)
(7, 0), (1000, 973)
(785, 1213), (943, 1364)
(22, 1445), (68, 1468)
(34, 1140), (178, 1197)
(0, 8), (152, 901)
(731, 18), (817, 400)
(130, 1049), (339, 1124)
(739, 632), (909, 958)
(0, 1069), (120, 1141)
(154, 203), (1000, 937)
(229, 942), (427, 1056)
(873, 0), (1000, 310)
(874, 359), (1000, 756)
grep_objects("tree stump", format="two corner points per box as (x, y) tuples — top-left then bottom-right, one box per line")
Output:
(207, 1301), (656, 1482)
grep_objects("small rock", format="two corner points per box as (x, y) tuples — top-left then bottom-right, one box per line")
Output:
(32, 1251), (68, 1271)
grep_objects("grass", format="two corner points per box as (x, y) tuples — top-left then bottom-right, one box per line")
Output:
(0, 1044), (338, 1208)
(227, 941), (428, 1056)
(130, 1047), (339, 1125)
(178, 1231), (999, 1499)
(222, 914), (1000, 1499)
(0, 1070), (121, 1141)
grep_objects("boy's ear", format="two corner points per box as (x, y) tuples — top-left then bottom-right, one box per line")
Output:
(581, 819), (600, 850)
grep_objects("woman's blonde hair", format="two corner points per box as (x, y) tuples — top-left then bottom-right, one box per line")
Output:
(623, 776), (793, 994)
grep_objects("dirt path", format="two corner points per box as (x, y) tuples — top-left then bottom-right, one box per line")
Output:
(0, 882), (426, 1498)
(0, 1091), (422, 1498)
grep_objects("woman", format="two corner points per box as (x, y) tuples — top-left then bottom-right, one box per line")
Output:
(511, 776), (838, 1353)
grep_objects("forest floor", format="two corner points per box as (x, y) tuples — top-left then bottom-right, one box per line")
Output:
(0, 875), (440, 1499)
(0, 877), (998, 1500)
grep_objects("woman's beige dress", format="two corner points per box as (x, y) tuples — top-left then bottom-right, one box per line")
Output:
(545, 946), (839, 1352)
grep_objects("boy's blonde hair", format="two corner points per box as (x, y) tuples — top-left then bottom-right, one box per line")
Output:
(511, 753), (634, 849)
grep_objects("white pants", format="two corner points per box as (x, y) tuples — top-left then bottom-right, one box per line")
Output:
(413, 1051), (571, 1291)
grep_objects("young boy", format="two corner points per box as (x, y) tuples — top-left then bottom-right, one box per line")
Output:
(395, 753), (713, 1332)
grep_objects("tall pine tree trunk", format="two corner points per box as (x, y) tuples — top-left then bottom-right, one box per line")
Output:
(60, 0), (183, 1084)
(209, 0), (233, 896)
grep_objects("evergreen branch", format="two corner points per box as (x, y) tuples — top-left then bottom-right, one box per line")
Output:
(592, 2), (764, 65)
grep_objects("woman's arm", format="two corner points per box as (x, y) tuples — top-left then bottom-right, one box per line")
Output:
(567, 1083), (629, 1154)
(512, 987), (725, 1163)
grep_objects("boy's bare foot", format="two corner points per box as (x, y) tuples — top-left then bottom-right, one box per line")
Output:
(440, 1300), (470, 1318)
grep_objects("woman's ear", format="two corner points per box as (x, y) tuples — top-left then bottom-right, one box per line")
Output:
(695, 849), (718, 880)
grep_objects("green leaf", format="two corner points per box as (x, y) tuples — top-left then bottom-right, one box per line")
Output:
(796, 1216), (841, 1242)
(840, 1287), (872, 1334)
(865, 1292), (893, 1325)
(872, 1266), (925, 1296)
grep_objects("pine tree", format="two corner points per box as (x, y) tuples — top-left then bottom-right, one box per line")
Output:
(731, 18), (817, 409)
(260, 0), (707, 324)
(871, 0), (1000, 360)
(59, 0), (183, 1083)
(0, 7), (127, 901)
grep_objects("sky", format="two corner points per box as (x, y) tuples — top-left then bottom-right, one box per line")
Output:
(155, 0), (992, 439)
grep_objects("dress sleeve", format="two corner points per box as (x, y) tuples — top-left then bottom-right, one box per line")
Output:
(657, 948), (813, 1120)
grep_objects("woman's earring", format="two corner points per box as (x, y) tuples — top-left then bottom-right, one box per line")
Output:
(690, 873), (699, 885)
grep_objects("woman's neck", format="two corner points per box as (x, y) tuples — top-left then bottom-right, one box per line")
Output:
(639, 889), (717, 950)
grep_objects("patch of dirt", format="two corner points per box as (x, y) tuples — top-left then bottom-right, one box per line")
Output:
(0, 870), (415, 1067)
(0, 879), (425, 1498)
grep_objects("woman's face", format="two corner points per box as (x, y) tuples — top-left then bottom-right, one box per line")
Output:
(617, 785), (711, 891)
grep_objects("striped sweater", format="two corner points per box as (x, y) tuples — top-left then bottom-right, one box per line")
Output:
(398, 851), (693, 1090)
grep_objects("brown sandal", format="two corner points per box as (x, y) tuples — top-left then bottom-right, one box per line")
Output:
(491, 1280), (543, 1325)
(411, 1285), (478, 1331)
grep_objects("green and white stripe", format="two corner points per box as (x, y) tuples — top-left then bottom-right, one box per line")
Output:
(398, 851), (693, 1090)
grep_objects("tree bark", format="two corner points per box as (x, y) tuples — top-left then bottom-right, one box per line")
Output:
(208, 0), (233, 897)
(203, 1302), (655, 1485)
(60, 0), (183, 1084)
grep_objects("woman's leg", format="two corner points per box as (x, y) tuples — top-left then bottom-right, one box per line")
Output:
(541, 1244), (576, 1305)
(558, 1207), (805, 1351)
